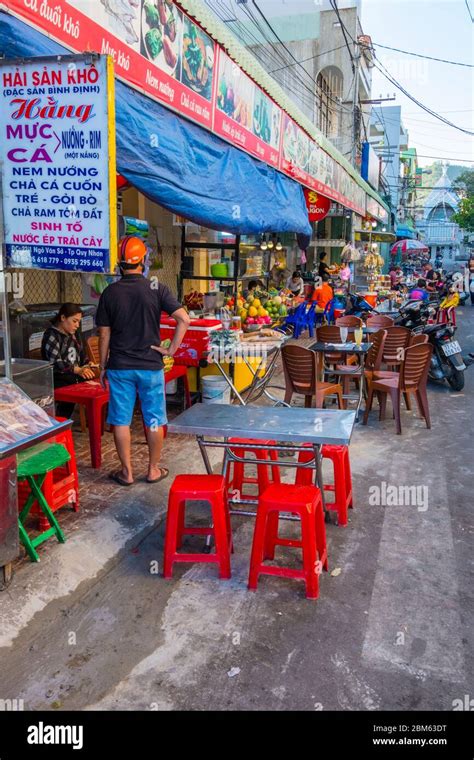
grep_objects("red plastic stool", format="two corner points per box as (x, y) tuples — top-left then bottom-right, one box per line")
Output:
(163, 475), (232, 579)
(295, 444), (353, 527)
(248, 484), (327, 599)
(225, 438), (281, 499)
(19, 418), (79, 532)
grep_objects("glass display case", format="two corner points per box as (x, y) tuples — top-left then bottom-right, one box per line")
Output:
(0, 358), (54, 416)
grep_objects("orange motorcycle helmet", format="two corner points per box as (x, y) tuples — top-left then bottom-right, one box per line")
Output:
(118, 236), (147, 266)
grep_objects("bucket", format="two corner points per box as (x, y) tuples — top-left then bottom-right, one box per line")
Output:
(201, 374), (231, 404)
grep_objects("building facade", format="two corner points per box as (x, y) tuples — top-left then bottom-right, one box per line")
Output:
(369, 105), (409, 234)
(416, 168), (467, 268)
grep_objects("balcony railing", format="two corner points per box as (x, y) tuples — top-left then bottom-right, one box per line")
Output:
(416, 222), (462, 244)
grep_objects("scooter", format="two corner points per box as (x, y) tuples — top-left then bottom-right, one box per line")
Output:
(422, 321), (467, 391)
(394, 300), (468, 390)
(344, 292), (376, 318)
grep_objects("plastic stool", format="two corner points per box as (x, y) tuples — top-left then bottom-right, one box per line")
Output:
(248, 484), (327, 599)
(295, 444), (353, 527)
(17, 443), (70, 562)
(226, 438), (281, 499)
(24, 417), (79, 532)
(163, 475), (232, 579)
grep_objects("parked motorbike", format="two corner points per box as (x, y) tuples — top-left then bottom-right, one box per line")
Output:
(394, 299), (468, 390)
(423, 321), (467, 391)
(344, 293), (376, 318)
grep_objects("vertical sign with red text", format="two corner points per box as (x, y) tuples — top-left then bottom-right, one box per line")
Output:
(0, 54), (117, 272)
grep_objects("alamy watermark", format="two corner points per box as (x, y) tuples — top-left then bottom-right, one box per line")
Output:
(368, 481), (429, 512)
(1, 272), (24, 299)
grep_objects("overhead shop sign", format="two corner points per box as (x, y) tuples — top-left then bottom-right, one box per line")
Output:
(304, 189), (331, 222)
(2, 0), (367, 215)
(0, 53), (117, 273)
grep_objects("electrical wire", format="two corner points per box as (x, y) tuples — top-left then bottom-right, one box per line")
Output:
(465, 0), (474, 23)
(327, 5), (474, 137)
(329, 0), (355, 73)
(371, 41), (474, 67)
(268, 45), (347, 74)
(206, 0), (353, 117)
(372, 58), (474, 136)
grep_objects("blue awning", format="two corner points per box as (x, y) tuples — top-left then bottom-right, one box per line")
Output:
(0, 12), (311, 236)
(396, 224), (416, 240)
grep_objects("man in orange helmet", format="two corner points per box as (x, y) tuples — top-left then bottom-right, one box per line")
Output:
(96, 236), (190, 485)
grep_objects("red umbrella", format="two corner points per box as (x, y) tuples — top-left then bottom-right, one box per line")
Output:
(390, 239), (429, 256)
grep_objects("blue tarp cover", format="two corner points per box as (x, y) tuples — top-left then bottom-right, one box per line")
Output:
(0, 12), (311, 236)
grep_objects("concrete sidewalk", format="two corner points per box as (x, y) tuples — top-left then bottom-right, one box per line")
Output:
(1, 307), (473, 711)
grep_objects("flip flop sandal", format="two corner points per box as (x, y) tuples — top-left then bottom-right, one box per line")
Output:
(108, 471), (134, 487)
(146, 467), (169, 484)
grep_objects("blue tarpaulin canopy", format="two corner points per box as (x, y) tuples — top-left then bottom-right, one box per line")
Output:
(396, 224), (416, 240)
(0, 12), (311, 236)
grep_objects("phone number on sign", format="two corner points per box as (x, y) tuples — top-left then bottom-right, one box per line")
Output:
(31, 256), (106, 270)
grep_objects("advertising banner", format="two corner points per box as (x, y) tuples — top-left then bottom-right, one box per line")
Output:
(1, 0), (372, 216)
(0, 53), (117, 272)
(304, 189), (331, 222)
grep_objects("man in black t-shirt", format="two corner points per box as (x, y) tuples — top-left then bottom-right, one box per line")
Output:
(96, 236), (190, 486)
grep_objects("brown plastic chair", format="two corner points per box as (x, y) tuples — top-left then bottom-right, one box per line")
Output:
(382, 326), (411, 369)
(282, 344), (344, 409)
(316, 325), (343, 366)
(409, 333), (428, 346)
(335, 315), (363, 328)
(86, 335), (100, 364)
(332, 329), (387, 398)
(366, 314), (394, 328)
(363, 344), (433, 434)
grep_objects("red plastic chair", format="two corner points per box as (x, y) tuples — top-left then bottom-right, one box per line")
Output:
(248, 484), (327, 599)
(295, 444), (353, 527)
(225, 438), (281, 499)
(163, 475), (232, 579)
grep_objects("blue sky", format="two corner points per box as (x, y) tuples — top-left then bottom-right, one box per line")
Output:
(362, 0), (474, 167)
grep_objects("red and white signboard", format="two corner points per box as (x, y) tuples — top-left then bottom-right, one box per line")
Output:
(1, 0), (369, 215)
(304, 189), (332, 222)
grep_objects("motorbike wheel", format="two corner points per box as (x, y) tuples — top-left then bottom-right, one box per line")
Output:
(447, 369), (465, 391)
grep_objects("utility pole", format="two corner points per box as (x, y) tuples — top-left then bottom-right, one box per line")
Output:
(351, 38), (360, 168)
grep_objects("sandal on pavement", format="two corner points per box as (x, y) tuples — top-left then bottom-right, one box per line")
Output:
(108, 471), (134, 487)
(146, 467), (169, 484)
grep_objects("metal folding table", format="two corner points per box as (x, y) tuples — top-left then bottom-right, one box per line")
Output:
(168, 404), (356, 522)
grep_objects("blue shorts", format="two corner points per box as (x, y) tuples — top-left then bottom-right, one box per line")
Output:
(106, 369), (167, 428)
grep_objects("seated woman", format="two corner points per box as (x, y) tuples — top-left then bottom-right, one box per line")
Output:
(41, 303), (96, 418)
(286, 271), (304, 297)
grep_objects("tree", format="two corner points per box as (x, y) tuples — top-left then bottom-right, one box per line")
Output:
(452, 169), (474, 197)
(452, 196), (474, 232)
(452, 169), (474, 231)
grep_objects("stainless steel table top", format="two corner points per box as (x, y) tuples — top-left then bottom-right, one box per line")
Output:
(168, 403), (356, 446)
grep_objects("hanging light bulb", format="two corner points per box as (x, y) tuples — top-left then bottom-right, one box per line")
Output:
(267, 234), (274, 250)
(275, 238), (283, 251)
(382, 226), (387, 232)
(260, 234), (267, 251)
(371, 221), (377, 229)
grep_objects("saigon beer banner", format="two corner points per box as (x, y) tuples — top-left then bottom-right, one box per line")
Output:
(0, 0), (368, 215)
(0, 54), (117, 272)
